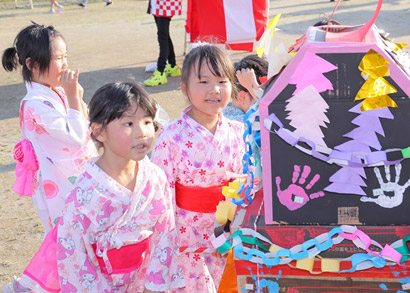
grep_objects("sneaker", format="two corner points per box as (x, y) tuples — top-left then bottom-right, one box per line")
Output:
(2, 277), (31, 293)
(76, 3), (86, 8)
(56, 5), (63, 12)
(47, 8), (55, 13)
(105, 1), (112, 6)
(144, 70), (167, 86)
(164, 64), (181, 77)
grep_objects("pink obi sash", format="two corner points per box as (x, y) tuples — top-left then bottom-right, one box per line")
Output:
(175, 181), (228, 213)
(23, 220), (149, 293)
(12, 139), (39, 197)
(92, 238), (149, 275)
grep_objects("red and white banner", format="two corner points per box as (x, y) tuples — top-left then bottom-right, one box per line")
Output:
(186, 0), (269, 51)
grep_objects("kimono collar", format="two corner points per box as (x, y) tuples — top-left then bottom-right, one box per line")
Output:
(181, 106), (226, 135)
(84, 157), (149, 200)
(25, 82), (67, 109)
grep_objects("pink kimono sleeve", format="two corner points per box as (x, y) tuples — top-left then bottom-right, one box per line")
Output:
(22, 99), (91, 156)
(150, 130), (178, 198)
(56, 199), (105, 291)
(144, 176), (185, 291)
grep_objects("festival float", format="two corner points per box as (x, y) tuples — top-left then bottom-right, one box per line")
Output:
(211, 0), (410, 291)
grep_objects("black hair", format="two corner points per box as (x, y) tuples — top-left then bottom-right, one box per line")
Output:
(88, 82), (158, 147)
(181, 45), (235, 97)
(234, 54), (268, 97)
(313, 18), (341, 27)
(2, 22), (64, 83)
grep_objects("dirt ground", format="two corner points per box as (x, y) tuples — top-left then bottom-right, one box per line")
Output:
(0, 0), (409, 287)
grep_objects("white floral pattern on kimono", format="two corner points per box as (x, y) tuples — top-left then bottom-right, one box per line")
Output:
(20, 82), (98, 232)
(151, 106), (245, 292)
(57, 157), (184, 292)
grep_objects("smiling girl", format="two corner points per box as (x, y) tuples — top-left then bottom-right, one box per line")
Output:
(151, 45), (246, 292)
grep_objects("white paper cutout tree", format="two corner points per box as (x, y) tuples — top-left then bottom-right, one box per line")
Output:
(285, 85), (330, 147)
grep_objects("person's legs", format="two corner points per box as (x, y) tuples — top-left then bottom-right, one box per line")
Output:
(49, 0), (62, 11)
(162, 18), (181, 77)
(144, 15), (170, 86)
(155, 15), (171, 74)
(77, 0), (87, 8)
(167, 29), (176, 68)
(48, 0), (55, 12)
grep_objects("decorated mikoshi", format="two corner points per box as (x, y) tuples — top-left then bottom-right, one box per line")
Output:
(210, 0), (410, 281)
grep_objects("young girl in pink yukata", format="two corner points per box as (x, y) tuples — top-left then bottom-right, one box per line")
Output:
(8, 82), (185, 293)
(150, 45), (246, 292)
(2, 23), (97, 235)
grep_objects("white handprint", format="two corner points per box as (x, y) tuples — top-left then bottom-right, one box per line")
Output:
(360, 163), (410, 208)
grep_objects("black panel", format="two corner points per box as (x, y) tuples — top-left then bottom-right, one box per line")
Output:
(265, 52), (410, 225)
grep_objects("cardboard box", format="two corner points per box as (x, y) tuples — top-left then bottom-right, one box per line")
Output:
(259, 43), (410, 226)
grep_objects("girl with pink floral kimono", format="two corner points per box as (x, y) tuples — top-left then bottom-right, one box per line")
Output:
(2, 23), (97, 234)
(12, 82), (184, 292)
(151, 45), (245, 292)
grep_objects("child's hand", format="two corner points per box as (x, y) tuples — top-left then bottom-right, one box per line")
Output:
(77, 81), (84, 101)
(61, 68), (82, 112)
(236, 68), (259, 97)
(61, 68), (79, 99)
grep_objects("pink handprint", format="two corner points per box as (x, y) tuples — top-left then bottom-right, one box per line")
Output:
(275, 165), (324, 211)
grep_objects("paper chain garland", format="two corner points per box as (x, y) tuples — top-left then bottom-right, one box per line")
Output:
(231, 92), (264, 208)
(209, 224), (410, 274)
(264, 112), (410, 168)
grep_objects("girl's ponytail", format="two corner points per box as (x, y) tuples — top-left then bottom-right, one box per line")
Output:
(2, 46), (19, 72)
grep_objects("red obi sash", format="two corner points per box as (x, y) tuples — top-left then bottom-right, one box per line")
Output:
(175, 181), (228, 213)
(92, 238), (149, 275)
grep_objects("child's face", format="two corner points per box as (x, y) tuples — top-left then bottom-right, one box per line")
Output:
(97, 101), (155, 163)
(238, 90), (257, 113)
(181, 59), (231, 123)
(33, 37), (68, 88)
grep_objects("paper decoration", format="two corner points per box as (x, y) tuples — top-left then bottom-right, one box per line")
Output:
(360, 164), (410, 208)
(356, 49), (398, 111)
(216, 201), (237, 224)
(255, 13), (293, 79)
(222, 179), (246, 199)
(255, 13), (281, 58)
(326, 100), (394, 195)
(321, 257), (340, 273)
(211, 225), (409, 273)
(289, 51), (338, 95)
(326, 49), (399, 196)
(267, 42), (293, 79)
(285, 85), (330, 147)
(276, 165), (324, 211)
